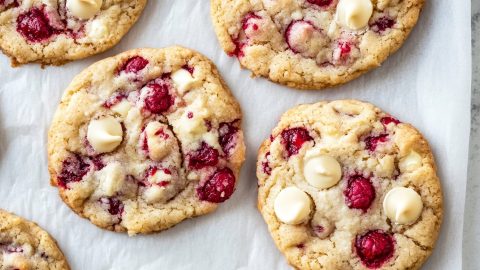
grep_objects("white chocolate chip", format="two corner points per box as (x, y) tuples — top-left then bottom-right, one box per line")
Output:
(336, 0), (373, 30)
(291, 10), (303, 20)
(383, 187), (423, 224)
(171, 69), (199, 94)
(303, 154), (342, 189)
(110, 100), (131, 118)
(87, 116), (123, 153)
(187, 171), (200, 181)
(144, 122), (174, 161)
(274, 186), (312, 225)
(87, 19), (107, 40)
(66, 0), (102, 20)
(96, 162), (125, 196)
(399, 151), (422, 172)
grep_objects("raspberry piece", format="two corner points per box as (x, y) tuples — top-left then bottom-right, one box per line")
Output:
(57, 154), (90, 189)
(219, 121), (239, 156)
(380, 116), (400, 126)
(242, 12), (261, 31)
(344, 175), (375, 211)
(281, 127), (313, 157)
(370, 17), (395, 33)
(355, 230), (394, 268)
(306, 0), (333, 7)
(91, 156), (105, 170)
(197, 168), (236, 203)
(103, 93), (126, 108)
(99, 197), (124, 216)
(187, 142), (219, 169)
(120, 56), (148, 74)
(261, 152), (272, 175)
(144, 82), (173, 114)
(364, 134), (389, 152)
(16, 7), (55, 43)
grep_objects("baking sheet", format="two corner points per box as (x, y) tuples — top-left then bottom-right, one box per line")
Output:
(0, 0), (471, 269)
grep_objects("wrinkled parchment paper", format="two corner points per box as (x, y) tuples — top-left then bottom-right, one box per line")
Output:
(0, 0), (471, 269)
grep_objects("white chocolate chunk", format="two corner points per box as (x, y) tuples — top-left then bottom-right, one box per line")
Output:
(303, 154), (342, 189)
(171, 69), (199, 94)
(336, 0), (373, 30)
(96, 162), (125, 196)
(383, 187), (423, 224)
(145, 122), (173, 161)
(66, 0), (102, 20)
(87, 116), (123, 153)
(174, 97), (210, 143)
(274, 186), (311, 225)
(3, 252), (31, 269)
(144, 186), (166, 204)
(87, 19), (107, 40)
(399, 151), (422, 172)
(148, 169), (172, 184)
(110, 100), (131, 118)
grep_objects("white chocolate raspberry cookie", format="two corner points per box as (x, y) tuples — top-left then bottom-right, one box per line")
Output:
(48, 47), (245, 235)
(0, 209), (70, 270)
(211, 0), (423, 89)
(257, 100), (443, 269)
(0, 0), (146, 66)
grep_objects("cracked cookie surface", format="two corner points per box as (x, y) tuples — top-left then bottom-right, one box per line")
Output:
(256, 100), (442, 269)
(211, 0), (423, 89)
(0, 209), (70, 270)
(0, 0), (146, 66)
(48, 47), (245, 235)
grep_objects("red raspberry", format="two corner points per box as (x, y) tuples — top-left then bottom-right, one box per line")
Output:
(380, 116), (400, 126)
(218, 121), (239, 156)
(16, 7), (55, 42)
(99, 197), (124, 216)
(370, 17), (395, 33)
(120, 56), (149, 74)
(197, 168), (236, 203)
(355, 230), (395, 268)
(281, 127), (313, 157)
(364, 134), (389, 152)
(344, 175), (375, 211)
(144, 82), (173, 114)
(57, 154), (90, 189)
(187, 142), (219, 169)
(306, 0), (333, 7)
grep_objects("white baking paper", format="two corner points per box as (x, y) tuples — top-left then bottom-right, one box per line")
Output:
(0, 0), (471, 269)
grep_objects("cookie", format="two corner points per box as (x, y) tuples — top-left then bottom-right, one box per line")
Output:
(0, 209), (70, 270)
(47, 46), (246, 235)
(211, 0), (423, 89)
(0, 0), (147, 66)
(256, 100), (442, 269)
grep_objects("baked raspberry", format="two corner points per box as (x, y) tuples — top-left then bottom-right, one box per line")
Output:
(17, 7), (55, 43)
(355, 230), (394, 268)
(91, 156), (105, 170)
(103, 93), (126, 108)
(187, 142), (219, 169)
(261, 152), (272, 175)
(5, 245), (23, 253)
(144, 82), (173, 114)
(120, 56), (148, 74)
(187, 112), (194, 119)
(229, 39), (247, 58)
(219, 121), (239, 156)
(99, 197), (124, 216)
(364, 134), (389, 152)
(57, 154), (90, 189)
(380, 116), (400, 126)
(281, 127), (313, 157)
(197, 168), (235, 203)
(242, 12), (261, 34)
(344, 175), (375, 211)
(306, 0), (333, 7)
(285, 20), (325, 57)
(370, 17), (395, 33)
(183, 65), (194, 74)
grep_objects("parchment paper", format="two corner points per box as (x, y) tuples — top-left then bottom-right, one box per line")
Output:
(0, 0), (471, 269)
